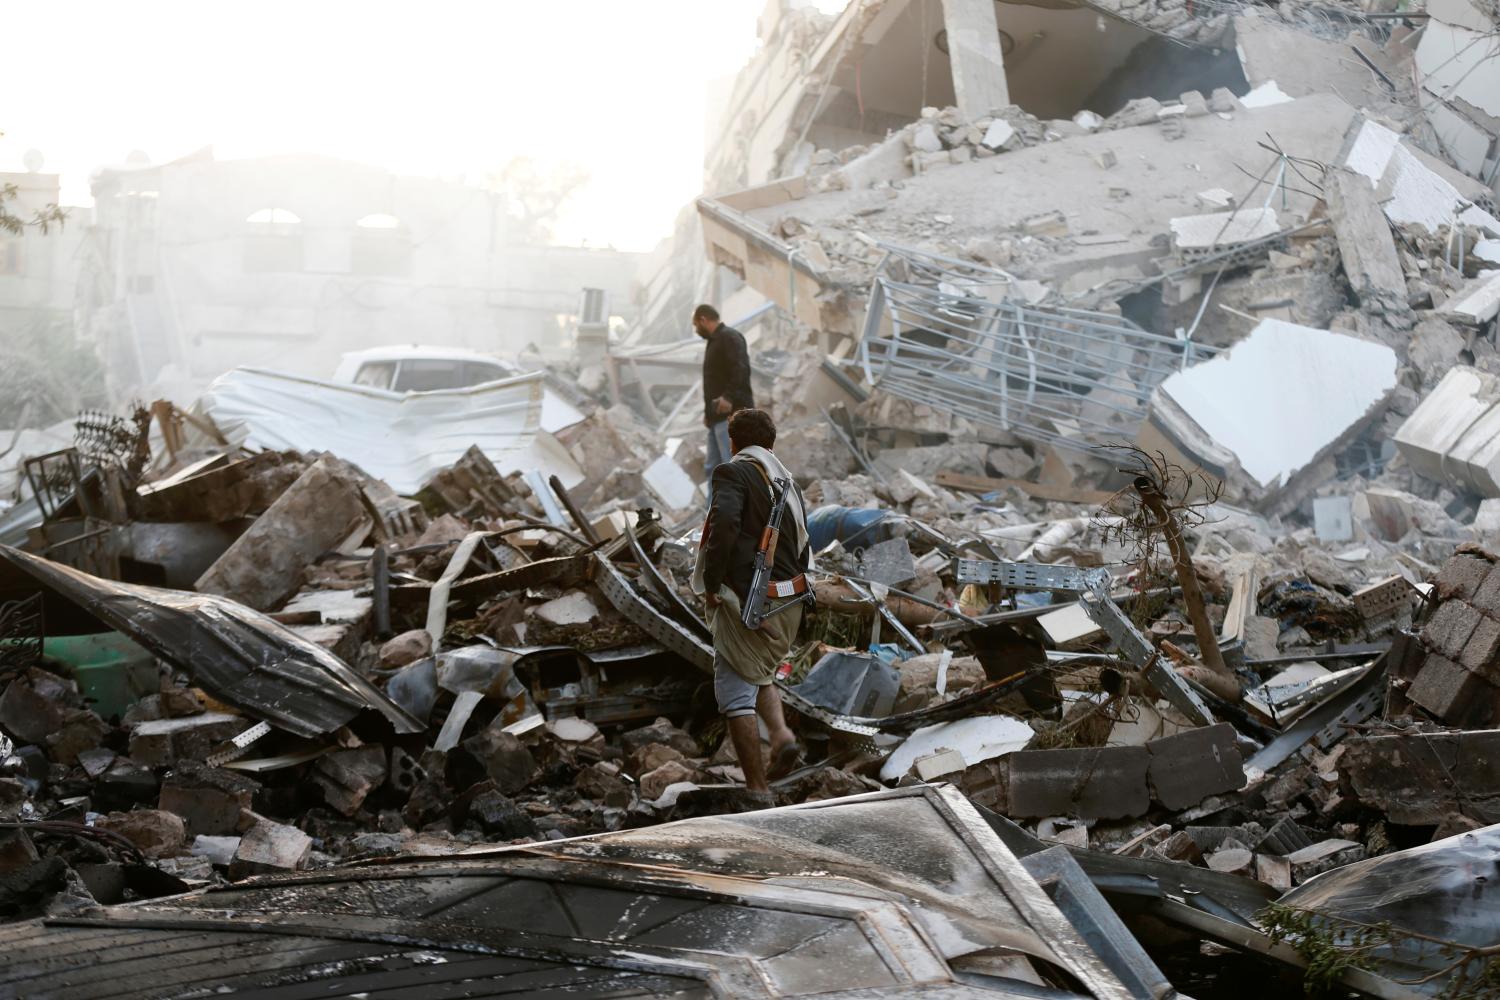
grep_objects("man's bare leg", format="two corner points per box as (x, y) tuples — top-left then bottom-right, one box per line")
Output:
(758, 685), (799, 779)
(757, 685), (795, 755)
(727, 714), (769, 793)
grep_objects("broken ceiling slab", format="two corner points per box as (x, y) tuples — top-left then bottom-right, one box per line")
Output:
(1145, 319), (1397, 508)
(1232, 13), (1405, 109)
(199, 367), (584, 495)
(0, 544), (423, 740)
(1442, 268), (1500, 326)
(1414, 6), (1500, 124)
(711, 94), (1361, 299)
(1169, 206), (1281, 261)
(1342, 118), (1500, 236)
(1395, 366), (1500, 496)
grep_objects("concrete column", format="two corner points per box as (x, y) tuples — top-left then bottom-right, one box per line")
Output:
(939, 0), (1010, 119)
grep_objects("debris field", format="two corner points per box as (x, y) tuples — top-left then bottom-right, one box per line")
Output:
(2, 0), (1500, 996)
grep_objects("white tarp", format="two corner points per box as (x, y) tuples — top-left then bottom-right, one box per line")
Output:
(1155, 319), (1398, 489)
(200, 368), (584, 495)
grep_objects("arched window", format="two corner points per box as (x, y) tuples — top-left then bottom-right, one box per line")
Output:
(243, 207), (303, 272)
(351, 213), (412, 276)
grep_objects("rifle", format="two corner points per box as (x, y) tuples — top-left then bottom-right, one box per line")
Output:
(741, 475), (811, 629)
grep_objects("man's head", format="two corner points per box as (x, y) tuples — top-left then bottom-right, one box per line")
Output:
(691, 303), (721, 339)
(728, 408), (776, 454)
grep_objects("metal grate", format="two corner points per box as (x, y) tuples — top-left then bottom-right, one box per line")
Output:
(73, 406), (150, 483)
(0, 593), (44, 680)
(858, 244), (1214, 452)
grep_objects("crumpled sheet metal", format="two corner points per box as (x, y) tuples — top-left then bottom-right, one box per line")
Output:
(1278, 822), (1500, 995)
(6, 785), (1141, 998)
(0, 545), (422, 739)
(198, 366), (585, 495)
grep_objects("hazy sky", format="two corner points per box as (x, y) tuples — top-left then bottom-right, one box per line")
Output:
(0, 1), (842, 251)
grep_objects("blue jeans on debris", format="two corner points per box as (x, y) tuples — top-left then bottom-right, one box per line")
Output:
(705, 419), (732, 506)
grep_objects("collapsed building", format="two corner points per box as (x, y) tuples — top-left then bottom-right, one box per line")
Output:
(1, 0), (1500, 996)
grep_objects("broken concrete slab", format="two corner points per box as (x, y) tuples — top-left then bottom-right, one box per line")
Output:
(158, 766), (257, 836)
(311, 746), (388, 816)
(1146, 318), (1398, 507)
(195, 457), (369, 613)
(128, 713), (247, 767)
(1442, 269), (1500, 327)
(1146, 723), (1246, 810)
(96, 809), (186, 859)
(1396, 366), (1500, 497)
(1008, 745), (1151, 819)
(1344, 728), (1500, 824)
(230, 818), (312, 877)
(1323, 167), (1408, 312)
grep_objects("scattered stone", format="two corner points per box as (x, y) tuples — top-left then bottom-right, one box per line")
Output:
(97, 809), (187, 859)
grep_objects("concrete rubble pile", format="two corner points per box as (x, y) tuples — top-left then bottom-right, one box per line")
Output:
(1, 0), (1500, 995)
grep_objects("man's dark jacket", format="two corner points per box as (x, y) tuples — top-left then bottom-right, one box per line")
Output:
(701, 458), (808, 604)
(701, 324), (754, 427)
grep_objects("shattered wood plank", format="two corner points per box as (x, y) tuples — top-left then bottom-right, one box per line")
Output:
(935, 470), (1116, 506)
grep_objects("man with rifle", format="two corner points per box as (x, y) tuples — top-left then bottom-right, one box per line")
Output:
(692, 408), (812, 802)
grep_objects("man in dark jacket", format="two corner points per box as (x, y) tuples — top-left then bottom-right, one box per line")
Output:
(695, 408), (808, 799)
(692, 304), (753, 504)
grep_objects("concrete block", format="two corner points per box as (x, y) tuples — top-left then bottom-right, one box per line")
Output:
(1206, 847), (1253, 875)
(640, 760), (697, 801)
(1146, 723), (1246, 809)
(96, 809), (186, 859)
(311, 746), (388, 816)
(1435, 552), (1494, 602)
(576, 761), (632, 808)
(462, 729), (536, 794)
(189, 835), (241, 867)
(626, 742), (686, 778)
(467, 788), (537, 840)
(1408, 653), (1500, 727)
(158, 766), (257, 836)
(1255, 853), (1293, 891)
(195, 456), (368, 612)
(378, 629), (431, 669)
(1007, 745), (1150, 819)
(1459, 613), (1500, 678)
(1421, 600), (1482, 660)
(128, 713), (248, 767)
(1352, 575), (1415, 621)
(1472, 564), (1500, 618)
(621, 718), (700, 757)
(231, 819), (312, 877)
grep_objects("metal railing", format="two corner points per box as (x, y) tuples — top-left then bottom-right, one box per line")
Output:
(858, 245), (1214, 451)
